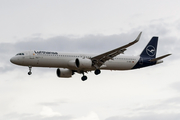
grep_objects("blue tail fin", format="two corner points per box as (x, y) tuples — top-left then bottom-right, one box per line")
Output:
(140, 37), (158, 58)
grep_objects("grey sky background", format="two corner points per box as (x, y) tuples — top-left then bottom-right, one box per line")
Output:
(0, 0), (180, 120)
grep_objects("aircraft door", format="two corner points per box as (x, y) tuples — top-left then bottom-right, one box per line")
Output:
(27, 51), (39, 65)
(29, 51), (35, 59)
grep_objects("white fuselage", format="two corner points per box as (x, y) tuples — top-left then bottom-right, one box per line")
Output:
(10, 33), (170, 81)
(10, 51), (140, 71)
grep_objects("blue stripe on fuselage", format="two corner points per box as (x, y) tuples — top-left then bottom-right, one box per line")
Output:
(132, 57), (156, 69)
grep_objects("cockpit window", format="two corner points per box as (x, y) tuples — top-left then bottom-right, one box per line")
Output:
(16, 53), (24, 56)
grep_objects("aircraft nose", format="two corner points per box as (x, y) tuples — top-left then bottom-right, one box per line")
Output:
(10, 57), (16, 64)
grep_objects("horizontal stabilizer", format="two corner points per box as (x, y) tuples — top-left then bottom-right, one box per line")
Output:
(150, 54), (171, 62)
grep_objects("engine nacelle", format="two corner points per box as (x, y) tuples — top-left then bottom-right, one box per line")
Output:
(56, 68), (72, 78)
(75, 58), (92, 69)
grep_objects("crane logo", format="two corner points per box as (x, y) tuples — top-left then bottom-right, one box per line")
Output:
(146, 45), (155, 57)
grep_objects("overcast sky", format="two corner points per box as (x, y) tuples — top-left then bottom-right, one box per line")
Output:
(0, 0), (180, 120)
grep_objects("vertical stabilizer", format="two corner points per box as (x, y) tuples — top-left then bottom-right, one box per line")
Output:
(140, 37), (158, 58)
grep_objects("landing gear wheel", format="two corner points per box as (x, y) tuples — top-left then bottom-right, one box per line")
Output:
(28, 66), (32, 75)
(95, 69), (101, 75)
(28, 72), (32, 75)
(81, 76), (87, 81)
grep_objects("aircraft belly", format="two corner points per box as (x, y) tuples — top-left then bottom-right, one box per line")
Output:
(38, 58), (69, 67)
(24, 57), (70, 68)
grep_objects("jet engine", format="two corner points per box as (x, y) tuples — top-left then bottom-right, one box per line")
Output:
(56, 68), (73, 78)
(75, 58), (92, 69)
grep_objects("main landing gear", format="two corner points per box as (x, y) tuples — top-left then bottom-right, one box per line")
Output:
(81, 72), (87, 81)
(81, 75), (87, 81)
(81, 69), (101, 81)
(94, 69), (101, 75)
(28, 66), (32, 75)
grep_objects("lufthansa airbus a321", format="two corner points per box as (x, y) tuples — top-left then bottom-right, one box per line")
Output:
(10, 32), (171, 81)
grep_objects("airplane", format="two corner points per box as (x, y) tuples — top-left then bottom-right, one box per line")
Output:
(10, 32), (171, 81)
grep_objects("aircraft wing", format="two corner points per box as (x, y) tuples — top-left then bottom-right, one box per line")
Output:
(91, 32), (142, 68)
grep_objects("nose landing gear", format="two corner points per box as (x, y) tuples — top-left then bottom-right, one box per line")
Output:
(28, 66), (32, 75)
